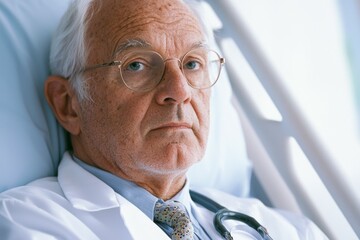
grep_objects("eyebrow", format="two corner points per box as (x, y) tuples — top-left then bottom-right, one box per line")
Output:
(191, 41), (208, 49)
(112, 38), (209, 57)
(112, 39), (152, 57)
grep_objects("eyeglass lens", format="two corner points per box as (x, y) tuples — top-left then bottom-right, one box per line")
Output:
(118, 47), (222, 92)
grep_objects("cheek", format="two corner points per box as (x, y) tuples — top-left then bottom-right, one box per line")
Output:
(88, 78), (149, 130)
(80, 88), (150, 147)
(195, 91), (211, 134)
(77, 98), (151, 170)
(102, 99), (149, 137)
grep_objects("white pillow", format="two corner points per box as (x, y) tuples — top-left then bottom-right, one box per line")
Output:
(0, 0), (251, 196)
(0, 0), (70, 192)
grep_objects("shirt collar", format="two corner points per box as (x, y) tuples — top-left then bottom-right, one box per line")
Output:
(171, 181), (192, 213)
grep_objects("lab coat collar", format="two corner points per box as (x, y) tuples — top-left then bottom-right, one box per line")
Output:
(58, 152), (119, 211)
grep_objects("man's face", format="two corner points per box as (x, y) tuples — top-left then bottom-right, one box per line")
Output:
(74, 0), (210, 180)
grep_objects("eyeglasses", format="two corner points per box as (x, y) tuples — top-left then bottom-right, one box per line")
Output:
(82, 46), (225, 92)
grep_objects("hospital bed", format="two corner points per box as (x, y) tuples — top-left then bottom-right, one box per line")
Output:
(0, 0), (358, 239)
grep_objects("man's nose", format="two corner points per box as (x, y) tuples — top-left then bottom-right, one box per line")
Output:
(154, 60), (192, 105)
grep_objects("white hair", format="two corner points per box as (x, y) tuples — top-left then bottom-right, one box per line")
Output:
(183, 0), (216, 45)
(49, 0), (94, 101)
(49, 0), (214, 101)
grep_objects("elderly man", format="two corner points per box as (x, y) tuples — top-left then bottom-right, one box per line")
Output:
(0, 0), (328, 239)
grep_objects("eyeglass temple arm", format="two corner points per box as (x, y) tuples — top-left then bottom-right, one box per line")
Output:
(83, 60), (121, 72)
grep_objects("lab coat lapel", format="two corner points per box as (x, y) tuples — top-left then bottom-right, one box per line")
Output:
(190, 200), (223, 239)
(58, 152), (170, 240)
(116, 194), (170, 239)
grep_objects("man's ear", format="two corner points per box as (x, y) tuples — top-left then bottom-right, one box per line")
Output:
(45, 76), (81, 135)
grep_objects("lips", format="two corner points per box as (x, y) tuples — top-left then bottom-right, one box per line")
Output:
(152, 122), (192, 131)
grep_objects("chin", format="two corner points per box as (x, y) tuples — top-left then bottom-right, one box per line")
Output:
(142, 148), (201, 175)
(165, 145), (202, 170)
(134, 139), (205, 174)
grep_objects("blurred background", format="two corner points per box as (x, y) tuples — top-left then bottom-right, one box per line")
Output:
(204, 0), (360, 239)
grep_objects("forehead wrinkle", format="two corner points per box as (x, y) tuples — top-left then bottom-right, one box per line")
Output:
(111, 39), (152, 58)
(116, 39), (207, 55)
(122, 4), (196, 24)
(108, 19), (203, 58)
(88, 0), (204, 63)
(109, 2), (202, 37)
(113, 15), (201, 37)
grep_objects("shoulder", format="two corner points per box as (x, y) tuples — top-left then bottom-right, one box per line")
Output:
(0, 176), (64, 205)
(0, 176), (69, 221)
(0, 177), (67, 238)
(0, 176), (102, 240)
(0, 177), (62, 239)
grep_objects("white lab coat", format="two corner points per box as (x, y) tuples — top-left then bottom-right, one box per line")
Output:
(0, 152), (328, 240)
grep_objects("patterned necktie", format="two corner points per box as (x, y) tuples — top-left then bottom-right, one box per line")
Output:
(154, 200), (195, 240)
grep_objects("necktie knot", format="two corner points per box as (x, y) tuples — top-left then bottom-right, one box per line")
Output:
(154, 200), (194, 240)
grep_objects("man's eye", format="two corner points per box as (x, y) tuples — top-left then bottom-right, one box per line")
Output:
(184, 60), (201, 70)
(126, 62), (145, 71)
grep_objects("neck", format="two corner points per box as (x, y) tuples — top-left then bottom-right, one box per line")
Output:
(71, 144), (189, 200)
(112, 167), (188, 200)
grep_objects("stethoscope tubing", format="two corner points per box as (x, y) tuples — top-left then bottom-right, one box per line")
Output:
(190, 190), (273, 240)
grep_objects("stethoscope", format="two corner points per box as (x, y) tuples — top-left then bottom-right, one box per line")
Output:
(190, 190), (273, 240)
